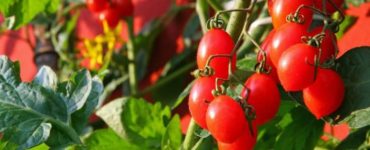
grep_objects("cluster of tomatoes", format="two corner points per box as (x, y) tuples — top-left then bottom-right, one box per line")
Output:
(86, 0), (133, 28)
(189, 0), (345, 149)
(266, 0), (345, 119)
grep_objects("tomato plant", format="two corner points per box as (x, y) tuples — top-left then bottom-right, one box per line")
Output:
(0, 0), (369, 149)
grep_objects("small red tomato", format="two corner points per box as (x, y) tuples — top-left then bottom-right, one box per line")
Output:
(241, 73), (281, 125)
(309, 27), (337, 63)
(278, 43), (316, 91)
(218, 124), (257, 150)
(206, 95), (247, 143)
(111, 0), (134, 18)
(270, 23), (309, 67)
(303, 69), (345, 119)
(99, 8), (120, 28)
(258, 30), (279, 83)
(86, 0), (109, 12)
(188, 76), (216, 129)
(270, 0), (314, 29)
(267, 0), (274, 15)
(314, 0), (344, 15)
(197, 29), (236, 79)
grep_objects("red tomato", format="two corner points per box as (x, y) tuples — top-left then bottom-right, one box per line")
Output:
(197, 29), (236, 79)
(111, 0), (134, 18)
(241, 73), (281, 125)
(267, 0), (274, 15)
(270, 0), (314, 29)
(309, 27), (337, 63)
(99, 8), (120, 28)
(314, 0), (344, 14)
(206, 95), (247, 143)
(86, 0), (109, 12)
(270, 23), (309, 67)
(188, 76), (216, 129)
(303, 69), (345, 119)
(218, 124), (257, 150)
(258, 30), (279, 83)
(278, 43), (316, 91)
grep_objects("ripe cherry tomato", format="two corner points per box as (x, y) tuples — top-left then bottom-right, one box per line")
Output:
(258, 30), (279, 83)
(241, 73), (281, 125)
(206, 95), (247, 143)
(86, 0), (109, 12)
(270, 23), (309, 67)
(278, 43), (317, 91)
(270, 0), (314, 29)
(188, 76), (216, 129)
(267, 0), (274, 15)
(303, 69), (345, 119)
(218, 124), (257, 150)
(314, 0), (344, 14)
(99, 8), (120, 28)
(197, 29), (236, 79)
(111, 0), (134, 18)
(309, 27), (337, 63)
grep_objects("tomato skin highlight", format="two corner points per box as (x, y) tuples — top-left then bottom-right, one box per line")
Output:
(217, 124), (257, 150)
(188, 77), (216, 129)
(241, 73), (281, 126)
(99, 8), (120, 28)
(309, 27), (337, 63)
(258, 30), (279, 83)
(111, 0), (134, 17)
(270, 0), (314, 29)
(303, 69), (345, 119)
(206, 95), (247, 143)
(270, 23), (309, 67)
(278, 44), (316, 91)
(86, 0), (109, 12)
(197, 29), (236, 79)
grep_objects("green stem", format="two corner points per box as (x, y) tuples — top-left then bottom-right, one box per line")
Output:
(196, 0), (209, 33)
(126, 17), (138, 95)
(182, 119), (200, 150)
(226, 0), (251, 41)
(206, 0), (229, 20)
(138, 62), (195, 96)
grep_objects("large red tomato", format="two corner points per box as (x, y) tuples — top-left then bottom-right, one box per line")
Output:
(197, 29), (236, 79)
(303, 68), (345, 119)
(218, 124), (257, 150)
(241, 73), (281, 125)
(270, 0), (314, 29)
(188, 76), (216, 129)
(270, 23), (309, 67)
(206, 95), (247, 143)
(278, 43), (316, 91)
(258, 30), (279, 83)
(309, 27), (337, 63)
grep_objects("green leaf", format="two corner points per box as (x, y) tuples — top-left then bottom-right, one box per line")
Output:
(96, 98), (128, 139)
(57, 69), (92, 114)
(33, 66), (58, 90)
(81, 129), (141, 150)
(237, 54), (257, 72)
(328, 47), (370, 125)
(161, 115), (182, 150)
(274, 107), (324, 150)
(97, 97), (171, 149)
(171, 81), (194, 110)
(335, 126), (370, 149)
(1, 0), (60, 29)
(0, 56), (21, 86)
(71, 77), (103, 134)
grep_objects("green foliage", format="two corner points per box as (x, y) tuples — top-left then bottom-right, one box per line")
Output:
(255, 101), (325, 150)
(0, 56), (103, 149)
(81, 129), (141, 150)
(0, 0), (60, 29)
(96, 97), (182, 149)
(327, 47), (370, 127)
